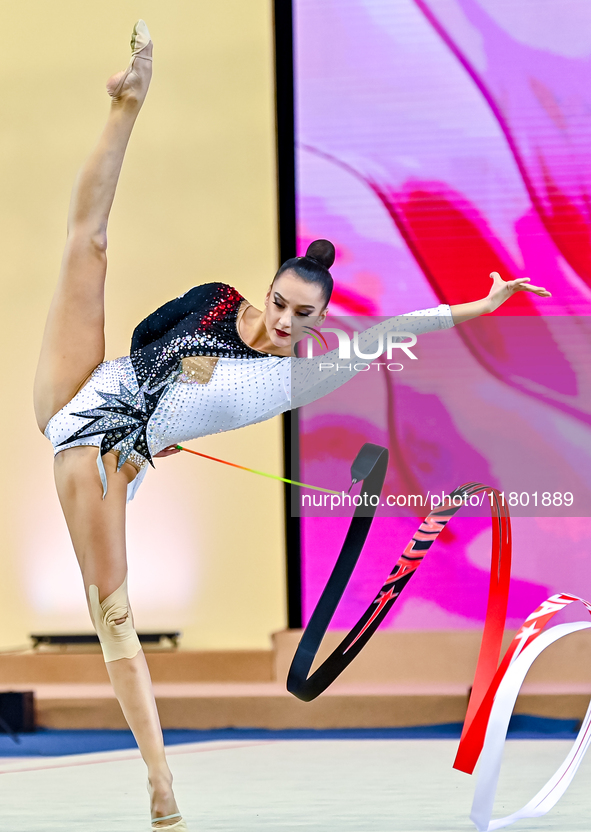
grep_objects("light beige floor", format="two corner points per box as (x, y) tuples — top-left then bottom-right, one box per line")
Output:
(0, 739), (590, 831)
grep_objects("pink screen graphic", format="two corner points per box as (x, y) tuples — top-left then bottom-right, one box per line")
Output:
(294, 0), (591, 629)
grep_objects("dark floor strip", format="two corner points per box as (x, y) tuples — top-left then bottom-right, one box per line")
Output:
(0, 716), (580, 758)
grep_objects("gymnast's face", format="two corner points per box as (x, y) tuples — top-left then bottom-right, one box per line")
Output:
(265, 270), (328, 350)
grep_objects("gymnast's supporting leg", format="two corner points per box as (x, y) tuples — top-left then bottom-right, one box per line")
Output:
(54, 447), (183, 827)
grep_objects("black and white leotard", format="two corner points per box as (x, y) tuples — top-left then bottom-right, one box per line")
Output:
(44, 283), (454, 500)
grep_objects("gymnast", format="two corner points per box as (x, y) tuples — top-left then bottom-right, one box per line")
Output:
(33, 21), (551, 830)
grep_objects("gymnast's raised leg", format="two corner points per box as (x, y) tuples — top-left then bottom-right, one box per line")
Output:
(33, 23), (186, 830)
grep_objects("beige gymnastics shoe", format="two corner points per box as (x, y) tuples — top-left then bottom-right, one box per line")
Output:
(106, 20), (153, 103)
(151, 814), (188, 830)
(148, 777), (188, 830)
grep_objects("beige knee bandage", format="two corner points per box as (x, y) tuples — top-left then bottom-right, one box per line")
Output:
(89, 574), (142, 663)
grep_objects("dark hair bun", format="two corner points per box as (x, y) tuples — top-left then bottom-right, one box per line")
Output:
(306, 239), (335, 270)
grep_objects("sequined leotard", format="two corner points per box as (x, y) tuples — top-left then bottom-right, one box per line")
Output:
(44, 283), (454, 500)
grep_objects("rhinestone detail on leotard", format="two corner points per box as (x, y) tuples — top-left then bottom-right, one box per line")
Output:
(130, 283), (264, 389)
(56, 380), (168, 469)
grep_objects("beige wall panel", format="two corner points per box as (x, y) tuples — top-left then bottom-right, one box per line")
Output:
(0, 1), (286, 649)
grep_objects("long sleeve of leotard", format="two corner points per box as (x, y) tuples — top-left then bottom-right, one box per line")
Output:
(289, 304), (454, 409)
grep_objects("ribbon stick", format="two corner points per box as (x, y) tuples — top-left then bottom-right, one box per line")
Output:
(174, 444), (340, 494)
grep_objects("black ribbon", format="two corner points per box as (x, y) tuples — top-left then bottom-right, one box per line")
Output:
(287, 442), (389, 701)
(287, 443), (489, 702)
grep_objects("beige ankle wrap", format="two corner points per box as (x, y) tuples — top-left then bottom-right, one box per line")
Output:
(89, 574), (142, 662)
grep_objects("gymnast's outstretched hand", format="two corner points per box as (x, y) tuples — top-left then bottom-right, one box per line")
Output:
(487, 270), (551, 310)
(450, 271), (551, 324)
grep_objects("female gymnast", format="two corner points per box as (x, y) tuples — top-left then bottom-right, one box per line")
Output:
(33, 21), (551, 831)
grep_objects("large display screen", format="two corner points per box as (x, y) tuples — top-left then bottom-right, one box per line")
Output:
(293, 0), (591, 629)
